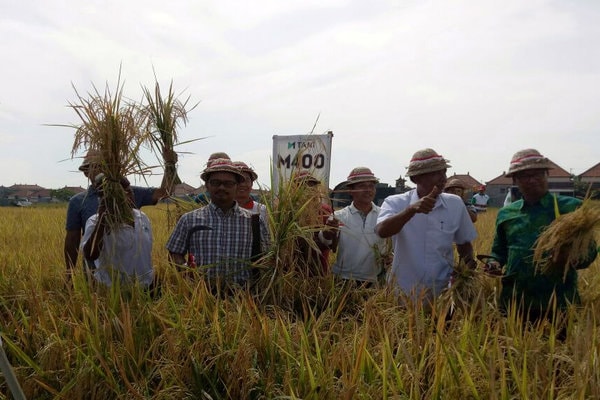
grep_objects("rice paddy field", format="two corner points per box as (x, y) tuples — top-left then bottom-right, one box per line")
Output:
(1, 203), (600, 399)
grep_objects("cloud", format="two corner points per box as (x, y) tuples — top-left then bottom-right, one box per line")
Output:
(1, 0), (599, 189)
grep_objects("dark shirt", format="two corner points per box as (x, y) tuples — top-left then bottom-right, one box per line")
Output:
(491, 192), (597, 312)
(66, 185), (155, 233)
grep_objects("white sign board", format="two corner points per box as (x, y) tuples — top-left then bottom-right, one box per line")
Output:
(272, 132), (333, 192)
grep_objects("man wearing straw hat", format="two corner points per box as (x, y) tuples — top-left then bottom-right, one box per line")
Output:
(290, 170), (338, 274)
(194, 151), (230, 205)
(485, 149), (597, 331)
(166, 158), (270, 287)
(444, 178), (478, 223)
(331, 167), (391, 287)
(232, 161), (267, 221)
(64, 149), (177, 273)
(375, 148), (477, 302)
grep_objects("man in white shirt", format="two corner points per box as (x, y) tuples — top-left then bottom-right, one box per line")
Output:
(331, 167), (390, 287)
(375, 148), (477, 302)
(82, 178), (154, 288)
(471, 186), (490, 212)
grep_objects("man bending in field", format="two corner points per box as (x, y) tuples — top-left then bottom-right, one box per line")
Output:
(64, 149), (176, 276)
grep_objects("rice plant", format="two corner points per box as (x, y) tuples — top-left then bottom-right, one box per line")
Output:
(141, 78), (199, 192)
(67, 72), (150, 228)
(2, 203), (600, 398)
(533, 199), (600, 279)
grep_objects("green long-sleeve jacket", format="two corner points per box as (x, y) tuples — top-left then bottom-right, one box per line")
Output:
(491, 192), (597, 312)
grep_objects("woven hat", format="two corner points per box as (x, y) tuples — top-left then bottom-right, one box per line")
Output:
(405, 148), (451, 177)
(293, 170), (321, 185)
(200, 158), (245, 182)
(342, 167), (379, 187)
(505, 149), (553, 177)
(78, 149), (102, 171)
(444, 178), (465, 190)
(232, 161), (258, 181)
(206, 152), (230, 167)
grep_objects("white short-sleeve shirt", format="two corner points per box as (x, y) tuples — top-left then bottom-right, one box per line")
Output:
(377, 189), (477, 299)
(82, 209), (154, 287)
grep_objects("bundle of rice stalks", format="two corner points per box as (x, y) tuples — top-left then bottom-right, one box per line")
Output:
(69, 77), (150, 229)
(439, 258), (487, 316)
(141, 79), (198, 192)
(255, 170), (333, 307)
(533, 199), (600, 280)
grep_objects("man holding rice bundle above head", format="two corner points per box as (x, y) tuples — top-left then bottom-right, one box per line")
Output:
(485, 149), (598, 331)
(375, 148), (477, 304)
(81, 175), (155, 289)
(64, 148), (177, 274)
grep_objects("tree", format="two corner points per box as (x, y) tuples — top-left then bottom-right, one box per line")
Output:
(51, 188), (76, 202)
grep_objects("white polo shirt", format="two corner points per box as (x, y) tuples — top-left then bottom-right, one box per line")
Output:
(82, 209), (154, 287)
(331, 202), (389, 282)
(377, 190), (477, 299)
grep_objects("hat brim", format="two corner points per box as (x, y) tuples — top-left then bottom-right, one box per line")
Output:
(406, 162), (451, 177)
(201, 167), (246, 182)
(240, 170), (258, 181)
(340, 177), (379, 188)
(505, 163), (553, 178)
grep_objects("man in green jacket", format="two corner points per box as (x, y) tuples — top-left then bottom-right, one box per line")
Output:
(486, 149), (597, 325)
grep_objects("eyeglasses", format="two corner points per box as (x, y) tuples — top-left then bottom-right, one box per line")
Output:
(352, 183), (376, 191)
(514, 170), (546, 181)
(208, 179), (237, 188)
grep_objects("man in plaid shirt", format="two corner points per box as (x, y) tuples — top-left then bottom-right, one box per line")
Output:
(167, 158), (269, 286)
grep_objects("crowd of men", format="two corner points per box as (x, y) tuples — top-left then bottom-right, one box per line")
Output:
(65, 147), (598, 336)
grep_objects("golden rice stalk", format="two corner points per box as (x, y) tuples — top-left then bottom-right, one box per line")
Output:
(68, 74), (150, 229)
(533, 200), (600, 279)
(141, 79), (198, 191)
(441, 259), (486, 311)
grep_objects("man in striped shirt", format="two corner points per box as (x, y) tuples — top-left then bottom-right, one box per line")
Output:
(166, 158), (270, 286)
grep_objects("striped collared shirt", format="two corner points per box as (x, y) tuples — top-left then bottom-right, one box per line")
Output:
(166, 202), (269, 284)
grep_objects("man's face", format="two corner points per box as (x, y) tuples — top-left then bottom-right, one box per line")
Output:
(445, 186), (464, 198)
(236, 172), (253, 200)
(414, 169), (447, 193)
(350, 181), (376, 205)
(84, 163), (102, 185)
(206, 172), (239, 207)
(513, 168), (548, 200)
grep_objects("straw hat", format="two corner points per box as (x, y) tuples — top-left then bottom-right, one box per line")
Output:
(232, 161), (258, 181)
(293, 170), (321, 185)
(444, 178), (465, 190)
(200, 158), (245, 182)
(341, 167), (379, 187)
(405, 148), (451, 177)
(78, 149), (102, 171)
(505, 149), (553, 177)
(206, 152), (230, 167)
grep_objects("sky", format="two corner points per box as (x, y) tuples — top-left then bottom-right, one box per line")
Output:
(1, 0), (599, 191)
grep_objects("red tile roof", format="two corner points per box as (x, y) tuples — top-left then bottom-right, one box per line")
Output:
(447, 173), (482, 190)
(579, 162), (600, 178)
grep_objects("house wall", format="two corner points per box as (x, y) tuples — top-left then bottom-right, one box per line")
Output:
(488, 179), (575, 207)
(485, 185), (511, 207)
